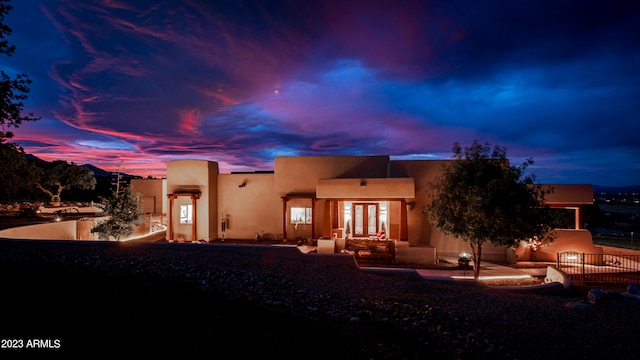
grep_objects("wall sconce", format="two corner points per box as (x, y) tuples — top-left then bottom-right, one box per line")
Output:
(239, 179), (247, 188)
(360, 180), (366, 187)
(406, 201), (416, 210)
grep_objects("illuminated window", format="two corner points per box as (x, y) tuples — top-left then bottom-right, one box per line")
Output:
(291, 207), (312, 224)
(180, 204), (193, 224)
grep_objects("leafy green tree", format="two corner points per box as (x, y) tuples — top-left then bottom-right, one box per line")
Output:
(33, 160), (97, 203)
(424, 141), (556, 279)
(0, 0), (39, 143)
(91, 184), (145, 241)
(0, 141), (38, 200)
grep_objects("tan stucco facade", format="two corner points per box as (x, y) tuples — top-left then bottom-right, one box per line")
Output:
(130, 178), (166, 214)
(132, 155), (594, 264)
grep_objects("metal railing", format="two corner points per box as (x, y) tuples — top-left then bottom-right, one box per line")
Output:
(557, 252), (640, 285)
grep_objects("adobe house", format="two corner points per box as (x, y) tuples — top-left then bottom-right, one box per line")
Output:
(131, 155), (594, 265)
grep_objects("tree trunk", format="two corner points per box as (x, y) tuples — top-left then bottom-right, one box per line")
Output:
(55, 182), (65, 200)
(34, 183), (54, 199)
(468, 242), (483, 279)
(474, 245), (482, 279)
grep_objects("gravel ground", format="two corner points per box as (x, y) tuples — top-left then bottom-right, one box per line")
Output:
(2, 239), (640, 359)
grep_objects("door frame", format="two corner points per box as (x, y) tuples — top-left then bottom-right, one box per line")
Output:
(352, 202), (379, 238)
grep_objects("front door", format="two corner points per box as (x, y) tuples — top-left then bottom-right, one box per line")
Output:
(352, 203), (378, 238)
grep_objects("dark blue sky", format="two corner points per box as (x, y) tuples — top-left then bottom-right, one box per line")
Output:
(2, 0), (639, 186)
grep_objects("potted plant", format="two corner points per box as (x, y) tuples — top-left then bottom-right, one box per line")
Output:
(458, 252), (472, 270)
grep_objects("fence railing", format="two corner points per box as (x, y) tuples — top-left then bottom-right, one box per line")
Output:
(557, 252), (640, 285)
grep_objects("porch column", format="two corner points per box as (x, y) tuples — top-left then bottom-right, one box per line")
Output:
(282, 197), (288, 240)
(400, 199), (408, 241)
(323, 200), (331, 238)
(311, 197), (316, 239)
(575, 207), (582, 229)
(191, 194), (200, 240)
(167, 194), (175, 240)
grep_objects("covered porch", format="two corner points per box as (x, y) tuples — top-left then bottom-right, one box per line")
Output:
(313, 177), (415, 261)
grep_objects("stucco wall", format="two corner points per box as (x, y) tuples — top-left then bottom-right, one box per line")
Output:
(217, 172), (280, 240)
(0, 216), (164, 242)
(390, 160), (450, 247)
(427, 229), (510, 262)
(317, 178), (414, 199)
(274, 156), (391, 195)
(515, 229), (603, 262)
(166, 160), (217, 241)
(544, 184), (593, 204)
(0, 221), (77, 240)
(274, 156), (393, 242)
(131, 178), (166, 214)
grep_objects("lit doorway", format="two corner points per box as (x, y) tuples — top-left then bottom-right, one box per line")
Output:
(352, 202), (378, 238)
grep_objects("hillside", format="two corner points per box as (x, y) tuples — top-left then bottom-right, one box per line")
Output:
(81, 163), (139, 179)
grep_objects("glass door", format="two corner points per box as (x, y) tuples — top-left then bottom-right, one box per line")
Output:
(353, 203), (378, 238)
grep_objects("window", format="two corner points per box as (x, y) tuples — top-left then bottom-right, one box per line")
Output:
(180, 204), (193, 224)
(290, 207), (312, 224)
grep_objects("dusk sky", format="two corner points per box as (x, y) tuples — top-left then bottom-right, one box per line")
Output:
(2, 0), (639, 186)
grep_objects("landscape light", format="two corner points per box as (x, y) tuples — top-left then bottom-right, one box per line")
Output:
(451, 274), (533, 281)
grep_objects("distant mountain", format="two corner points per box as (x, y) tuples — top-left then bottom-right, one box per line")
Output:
(81, 163), (139, 179)
(24, 153), (138, 179)
(24, 153), (45, 163)
(593, 185), (640, 194)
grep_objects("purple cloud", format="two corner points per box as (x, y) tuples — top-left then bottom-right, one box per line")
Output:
(1, 0), (638, 185)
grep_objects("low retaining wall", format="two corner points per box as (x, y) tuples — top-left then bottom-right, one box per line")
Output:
(0, 215), (163, 242)
(489, 266), (572, 295)
(0, 221), (78, 240)
(395, 241), (436, 265)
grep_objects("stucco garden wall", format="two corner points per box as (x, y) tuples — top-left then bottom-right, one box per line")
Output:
(0, 221), (78, 240)
(515, 229), (603, 262)
(0, 215), (165, 242)
(428, 229), (509, 262)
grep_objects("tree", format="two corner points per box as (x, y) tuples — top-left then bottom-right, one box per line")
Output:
(33, 160), (97, 203)
(0, 0), (40, 200)
(0, 141), (38, 200)
(0, 0), (39, 143)
(424, 141), (556, 279)
(91, 184), (145, 241)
